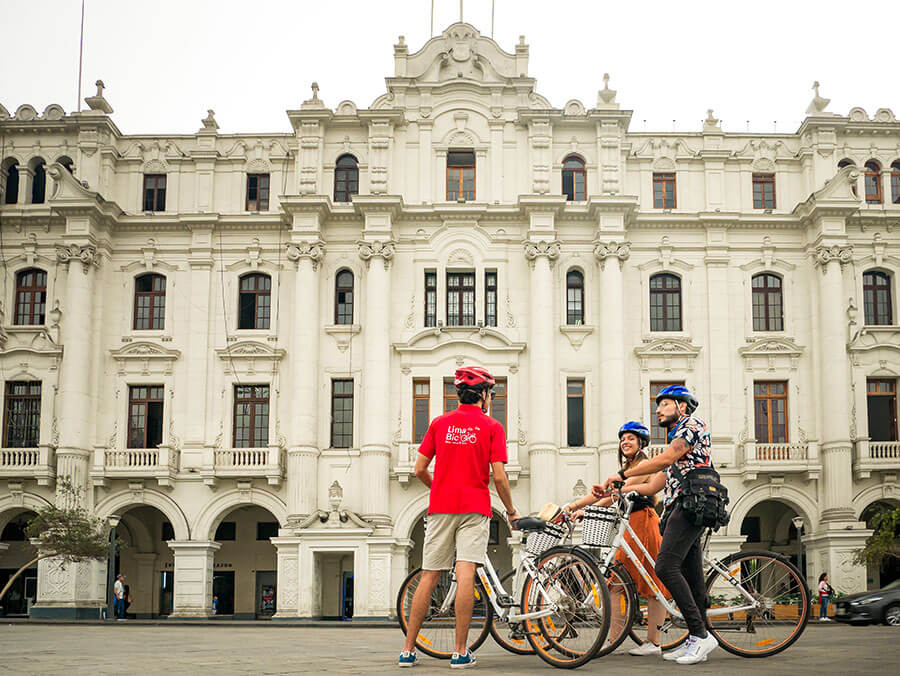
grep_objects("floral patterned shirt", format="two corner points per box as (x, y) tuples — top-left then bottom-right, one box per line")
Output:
(663, 415), (712, 507)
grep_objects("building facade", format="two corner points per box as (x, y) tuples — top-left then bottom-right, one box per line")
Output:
(1, 23), (899, 619)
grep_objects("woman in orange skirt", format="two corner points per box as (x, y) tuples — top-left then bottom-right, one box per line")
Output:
(565, 421), (670, 656)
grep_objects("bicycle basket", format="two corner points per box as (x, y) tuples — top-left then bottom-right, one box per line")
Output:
(581, 505), (619, 548)
(524, 521), (565, 556)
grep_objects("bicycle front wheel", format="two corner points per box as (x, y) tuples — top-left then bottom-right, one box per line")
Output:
(521, 547), (611, 669)
(704, 549), (809, 658)
(396, 567), (493, 659)
(594, 562), (636, 658)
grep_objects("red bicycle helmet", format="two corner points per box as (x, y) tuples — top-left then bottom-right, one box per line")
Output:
(454, 365), (496, 387)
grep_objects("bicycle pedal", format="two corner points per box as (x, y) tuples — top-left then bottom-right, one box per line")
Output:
(497, 595), (515, 607)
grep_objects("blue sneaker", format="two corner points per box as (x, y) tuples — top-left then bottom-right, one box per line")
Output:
(398, 650), (419, 667)
(450, 650), (476, 669)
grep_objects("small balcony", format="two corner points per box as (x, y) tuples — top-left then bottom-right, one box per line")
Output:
(0, 445), (55, 485)
(90, 445), (179, 488)
(201, 446), (284, 487)
(740, 441), (820, 482)
(854, 439), (900, 479)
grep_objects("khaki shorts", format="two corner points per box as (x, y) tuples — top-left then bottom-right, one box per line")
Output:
(422, 513), (490, 570)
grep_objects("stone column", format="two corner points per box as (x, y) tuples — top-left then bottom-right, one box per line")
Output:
(524, 240), (560, 511)
(168, 541), (221, 618)
(285, 241), (325, 523)
(271, 536), (301, 619)
(594, 240), (630, 480)
(16, 166), (34, 204)
(358, 240), (395, 527)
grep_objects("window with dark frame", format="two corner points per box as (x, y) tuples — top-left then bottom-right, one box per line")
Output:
(446, 150), (475, 201)
(446, 271), (475, 326)
(31, 161), (46, 204)
(490, 378), (507, 433)
(256, 522), (279, 540)
(650, 381), (683, 445)
(649, 273), (682, 331)
(867, 379), (898, 442)
(233, 385), (269, 448)
(246, 173), (270, 211)
(424, 271), (437, 327)
(864, 161), (882, 204)
(413, 379), (430, 444)
(752, 173), (776, 209)
(566, 269), (584, 325)
(2, 381), (41, 448)
(652, 173), (676, 209)
(863, 270), (893, 326)
(443, 379), (459, 413)
(892, 161), (900, 204)
(14, 268), (47, 325)
(334, 270), (354, 325)
(484, 271), (497, 327)
(751, 273), (784, 331)
(331, 379), (353, 448)
(238, 273), (271, 330)
(562, 156), (586, 201)
(215, 521), (236, 541)
(133, 273), (166, 330)
(334, 154), (359, 202)
(753, 381), (788, 444)
(142, 174), (166, 212)
(127, 385), (164, 449)
(567, 379), (585, 447)
(3, 163), (18, 205)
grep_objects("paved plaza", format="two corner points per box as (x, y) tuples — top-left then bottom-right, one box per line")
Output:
(0, 623), (897, 674)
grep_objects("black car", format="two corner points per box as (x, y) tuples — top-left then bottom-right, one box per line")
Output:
(833, 579), (900, 626)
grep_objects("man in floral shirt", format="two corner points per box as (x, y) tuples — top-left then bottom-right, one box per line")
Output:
(602, 385), (717, 665)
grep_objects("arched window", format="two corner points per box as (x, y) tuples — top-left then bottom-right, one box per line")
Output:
(864, 160), (882, 204)
(334, 155), (359, 203)
(562, 155), (586, 201)
(334, 269), (354, 325)
(863, 270), (893, 326)
(30, 159), (46, 204)
(3, 160), (19, 204)
(446, 150), (475, 201)
(649, 273), (682, 331)
(566, 269), (584, 325)
(751, 273), (783, 331)
(133, 273), (166, 330)
(890, 160), (900, 204)
(57, 156), (75, 174)
(238, 273), (271, 330)
(838, 158), (857, 197)
(14, 268), (47, 325)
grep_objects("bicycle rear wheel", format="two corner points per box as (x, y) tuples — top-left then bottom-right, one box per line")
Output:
(521, 547), (611, 669)
(396, 567), (493, 659)
(488, 569), (538, 655)
(704, 549), (809, 658)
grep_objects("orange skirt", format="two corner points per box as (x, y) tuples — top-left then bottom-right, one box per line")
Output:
(613, 507), (671, 600)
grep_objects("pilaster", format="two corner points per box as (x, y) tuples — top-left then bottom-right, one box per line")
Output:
(167, 540), (221, 618)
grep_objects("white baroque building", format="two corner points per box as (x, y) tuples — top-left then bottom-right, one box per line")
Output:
(0, 23), (899, 620)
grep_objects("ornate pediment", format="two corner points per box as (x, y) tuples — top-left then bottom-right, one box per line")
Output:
(739, 337), (805, 370)
(110, 341), (181, 375)
(393, 327), (526, 358)
(848, 326), (900, 354)
(0, 326), (62, 366)
(634, 338), (701, 372)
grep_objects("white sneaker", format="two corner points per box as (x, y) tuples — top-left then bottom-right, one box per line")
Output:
(676, 633), (718, 665)
(628, 642), (662, 656)
(662, 639), (693, 662)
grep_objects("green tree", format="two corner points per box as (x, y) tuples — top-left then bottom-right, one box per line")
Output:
(854, 504), (900, 571)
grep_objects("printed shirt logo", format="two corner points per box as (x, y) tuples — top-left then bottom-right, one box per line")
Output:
(445, 424), (478, 444)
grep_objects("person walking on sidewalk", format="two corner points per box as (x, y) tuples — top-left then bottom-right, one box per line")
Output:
(818, 573), (834, 621)
(398, 366), (518, 669)
(113, 574), (126, 621)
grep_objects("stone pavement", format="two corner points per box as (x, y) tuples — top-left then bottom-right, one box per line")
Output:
(0, 624), (896, 674)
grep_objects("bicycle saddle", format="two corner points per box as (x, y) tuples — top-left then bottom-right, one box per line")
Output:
(514, 516), (547, 532)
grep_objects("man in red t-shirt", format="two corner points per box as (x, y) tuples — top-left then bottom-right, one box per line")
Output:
(399, 366), (518, 669)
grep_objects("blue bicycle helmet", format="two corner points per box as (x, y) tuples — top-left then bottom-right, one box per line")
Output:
(618, 421), (651, 448)
(655, 385), (699, 415)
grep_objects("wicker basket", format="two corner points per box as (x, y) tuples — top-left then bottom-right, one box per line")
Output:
(582, 505), (619, 548)
(524, 521), (565, 556)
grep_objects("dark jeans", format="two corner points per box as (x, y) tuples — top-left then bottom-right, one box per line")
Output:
(655, 504), (707, 637)
(114, 597), (125, 619)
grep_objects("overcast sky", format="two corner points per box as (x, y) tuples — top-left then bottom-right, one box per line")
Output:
(1, 0), (897, 136)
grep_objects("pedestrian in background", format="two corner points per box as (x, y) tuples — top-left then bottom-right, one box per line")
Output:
(113, 574), (126, 620)
(818, 573), (834, 621)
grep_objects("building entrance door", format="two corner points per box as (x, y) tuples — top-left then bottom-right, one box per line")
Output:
(341, 571), (354, 619)
(213, 571), (235, 615)
(255, 570), (276, 617)
(159, 571), (174, 616)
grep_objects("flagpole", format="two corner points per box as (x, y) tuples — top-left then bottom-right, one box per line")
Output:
(77, 0), (85, 112)
(491, 0), (495, 38)
(430, 0), (434, 36)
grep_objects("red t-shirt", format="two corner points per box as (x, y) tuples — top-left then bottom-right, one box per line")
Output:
(418, 404), (508, 516)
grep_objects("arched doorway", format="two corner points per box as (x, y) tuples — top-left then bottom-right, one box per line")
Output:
(211, 505), (280, 619)
(860, 501), (900, 589)
(740, 500), (806, 577)
(0, 510), (38, 616)
(112, 505), (177, 618)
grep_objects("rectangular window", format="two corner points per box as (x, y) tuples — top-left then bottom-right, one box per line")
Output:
(446, 271), (475, 326)
(652, 173), (676, 209)
(14, 269), (47, 326)
(215, 521), (236, 541)
(2, 381), (41, 448)
(867, 379), (898, 442)
(142, 174), (166, 212)
(490, 378), (507, 433)
(753, 381), (788, 444)
(424, 271), (437, 328)
(238, 275), (271, 330)
(751, 274), (784, 332)
(331, 379), (353, 448)
(484, 271), (497, 327)
(127, 385), (164, 449)
(443, 379), (458, 413)
(567, 379), (585, 447)
(256, 522), (279, 540)
(446, 151), (475, 201)
(413, 379), (430, 444)
(133, 274), (166, 330)
(233, 385), (269, 448)
(246, 174), (270, 211)
(752, 173), (776, 209)
(649, 381), (683, 445)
